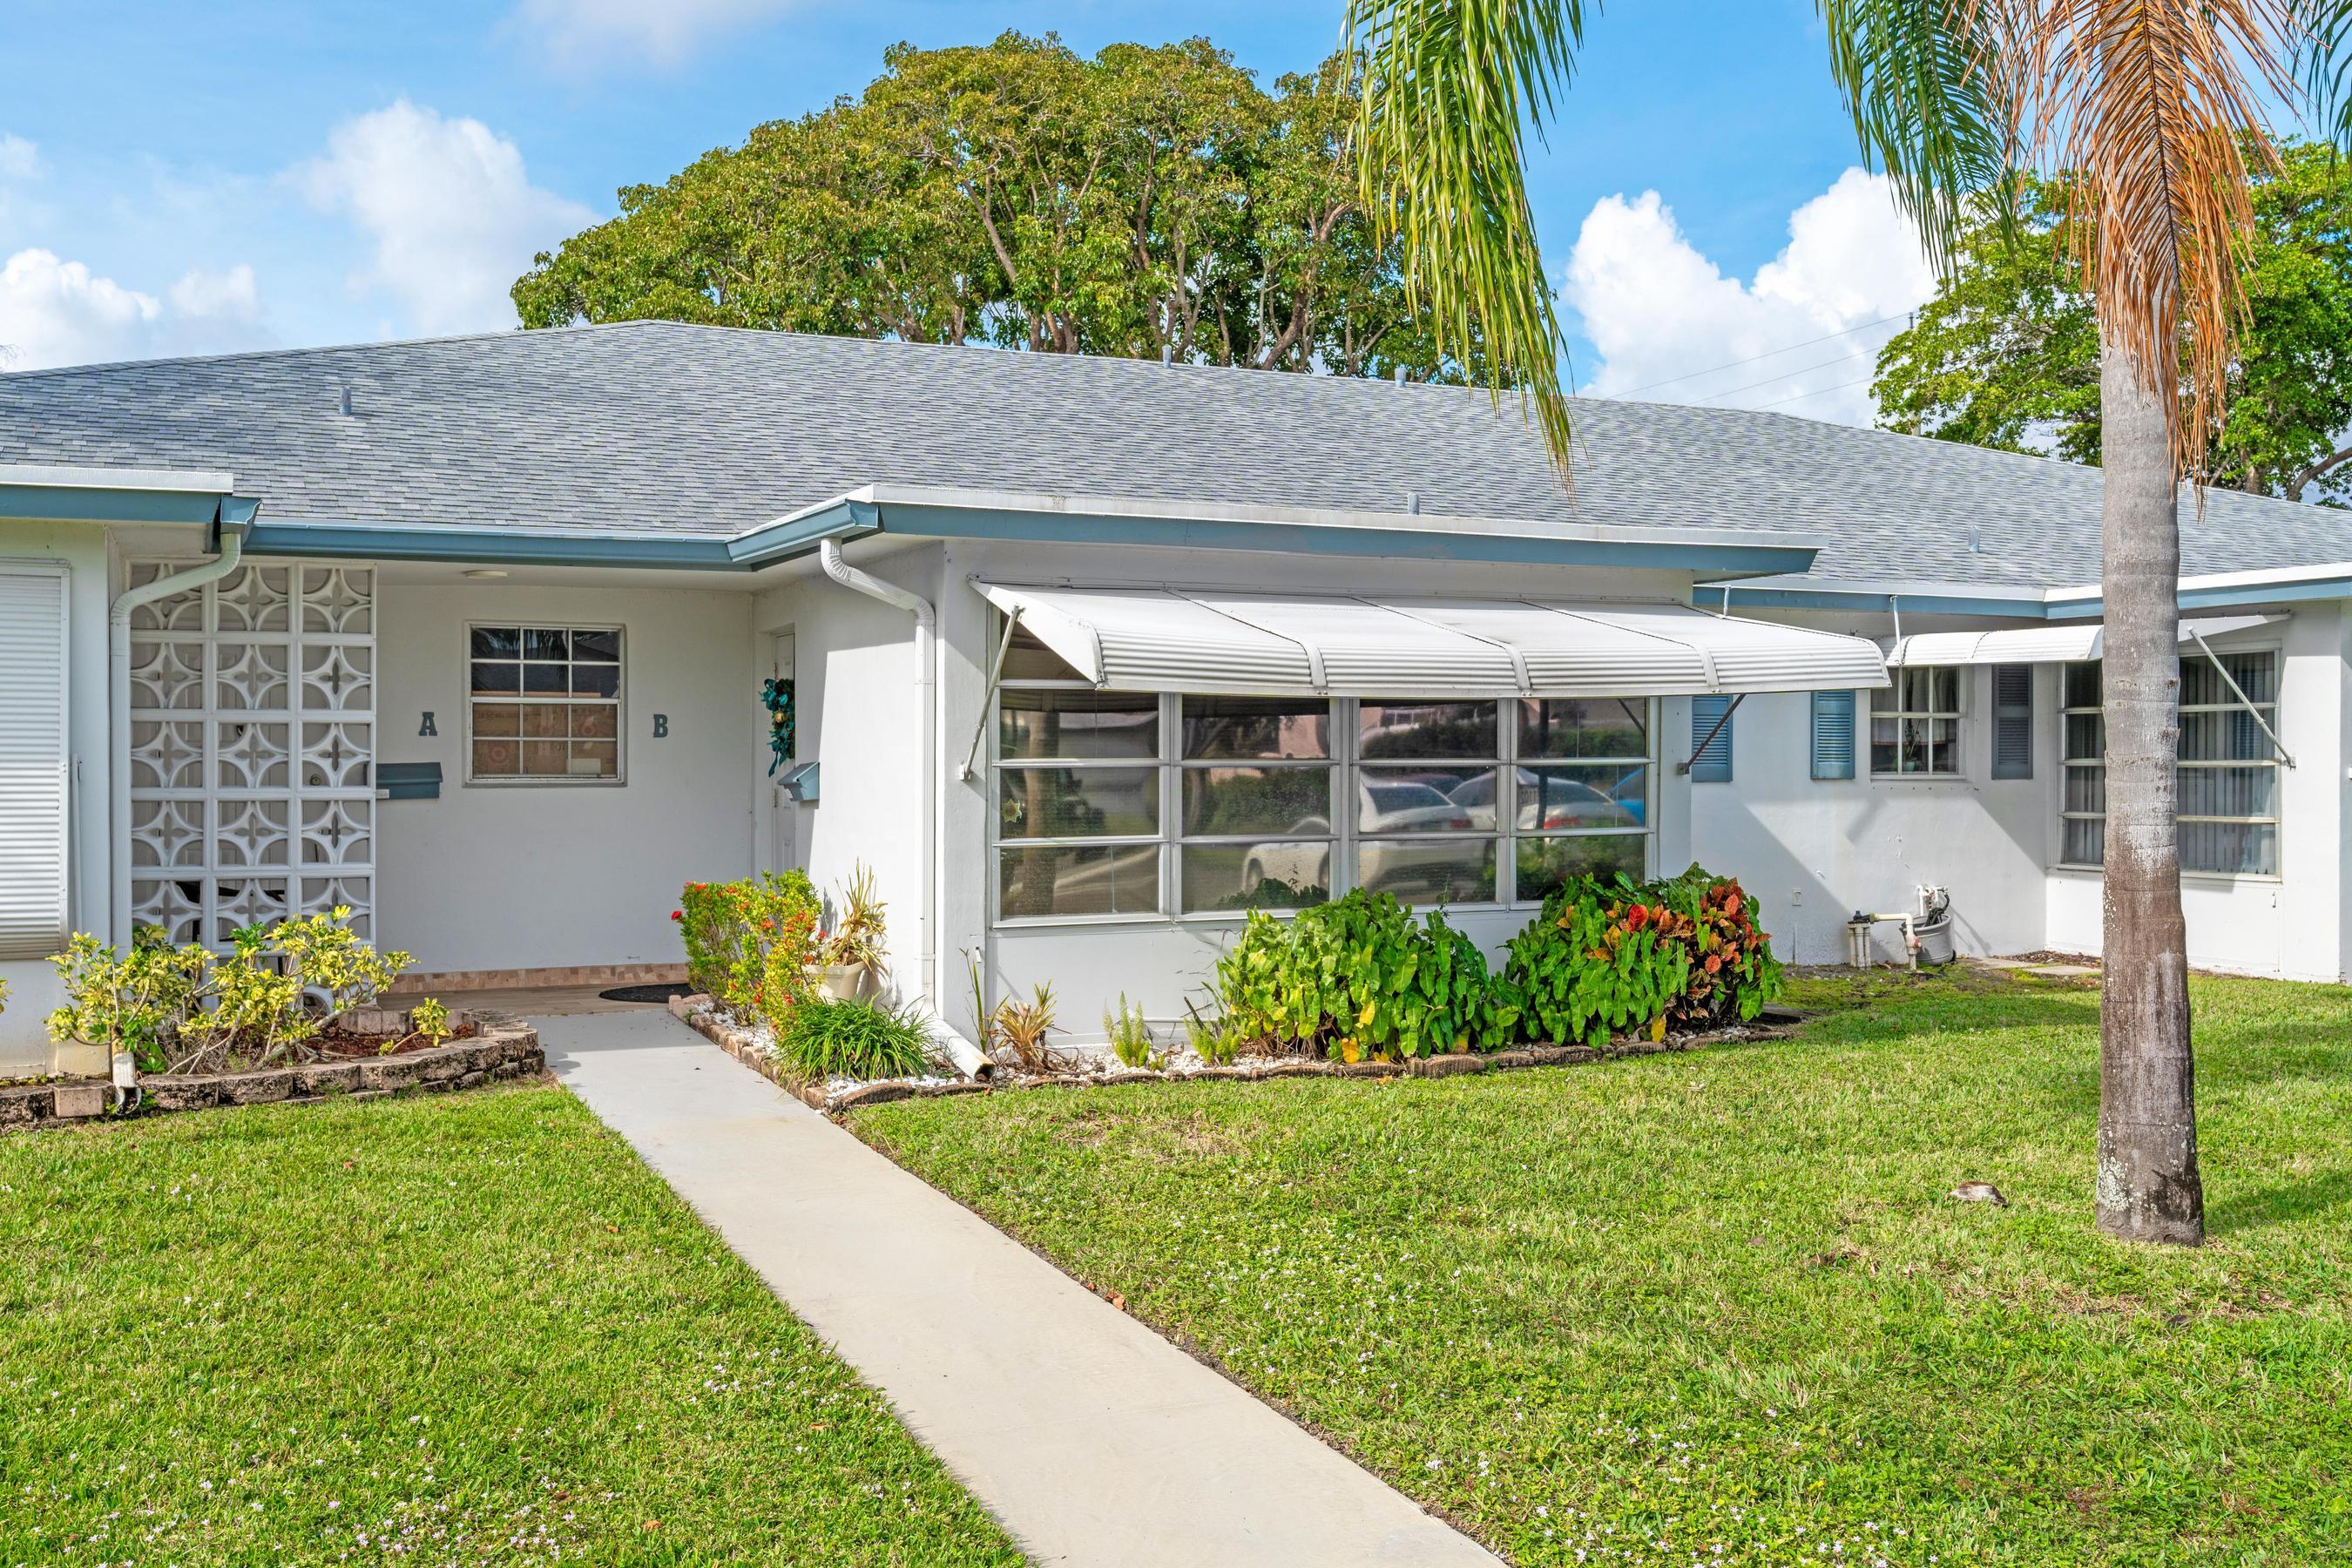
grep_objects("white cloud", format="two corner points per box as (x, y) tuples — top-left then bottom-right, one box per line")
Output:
(0, 135), (38, 182)
(1564, 168), (1936, 427)
(0, 251), (266, 370)
(290, 100), (594, 336)
(508, 0), (802, 72)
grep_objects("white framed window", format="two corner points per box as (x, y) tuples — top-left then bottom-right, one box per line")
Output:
(989, 625), (1656, 923)
(2060, 651), (2281, 877)
(1870, 666), (1963, 777)
(465, 624), (625, 784)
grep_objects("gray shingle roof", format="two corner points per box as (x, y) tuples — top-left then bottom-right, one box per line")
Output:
(0, 319), (2345, 591)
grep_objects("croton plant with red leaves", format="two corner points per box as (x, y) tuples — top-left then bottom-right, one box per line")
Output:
(1502, 865), (1782, 1048)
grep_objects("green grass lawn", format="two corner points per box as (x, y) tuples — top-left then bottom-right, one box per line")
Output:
(854, 968), (2352, 1567)
(0, 1083), (1020, 1567)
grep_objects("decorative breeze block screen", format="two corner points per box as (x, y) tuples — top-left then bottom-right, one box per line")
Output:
(125, 561), (376, 946)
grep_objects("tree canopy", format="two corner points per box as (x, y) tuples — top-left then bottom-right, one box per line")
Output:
(1871, 140), (2352, 503)
(513, 33), (1492, 382)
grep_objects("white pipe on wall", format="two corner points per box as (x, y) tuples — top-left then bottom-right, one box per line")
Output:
(817, 537), (944, 1018)
(107, 529), (244, 948)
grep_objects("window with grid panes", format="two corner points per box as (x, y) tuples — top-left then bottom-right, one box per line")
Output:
(988, 618), (1656, 922)
(2060, 652), (2280, 875)
(467, 625), (622, 782)
(1870, 666), (1963, 776)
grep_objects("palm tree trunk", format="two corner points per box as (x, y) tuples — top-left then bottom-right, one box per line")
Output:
(2095, 331), (2204, 1247)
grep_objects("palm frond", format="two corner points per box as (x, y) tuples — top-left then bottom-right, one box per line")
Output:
(1344, 0), (1590, 472)
(1816, 0), (2021, 273)
(2297, 0), (2352, 150)
(2019, 0), (2296, 480)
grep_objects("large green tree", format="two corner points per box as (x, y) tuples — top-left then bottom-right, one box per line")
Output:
(1875, 142), (2352, 502)
(514, 33), (1485, 380)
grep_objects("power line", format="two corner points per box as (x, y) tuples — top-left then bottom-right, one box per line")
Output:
(1609, 309), (1914, 397)
(1696, 347), (1879, 404)
(1751, 375), (1876, 410)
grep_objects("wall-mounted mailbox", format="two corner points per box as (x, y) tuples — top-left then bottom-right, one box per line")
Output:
(778, 760), (820, 802)
(376, 761), (443, 801)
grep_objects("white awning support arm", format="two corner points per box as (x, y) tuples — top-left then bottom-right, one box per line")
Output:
(958, 604), (1022, 782)
(1675, 692), (1746, 775)
(2187, 629), (2295, 768)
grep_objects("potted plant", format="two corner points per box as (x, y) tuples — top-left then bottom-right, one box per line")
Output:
(812, 865), (886, 1001)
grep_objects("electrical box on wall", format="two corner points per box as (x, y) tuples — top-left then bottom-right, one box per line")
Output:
(779, 760), (820, 802)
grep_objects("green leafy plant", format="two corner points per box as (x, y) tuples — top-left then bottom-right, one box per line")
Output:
(407, 997), (453, 1049)
(677, 872), (820, 1013)
(1210, 889), (1517, 1063)
(1183, 1000), (1240, 1066)
(772, 996), (936, 1082)
(1103, 994), (1163, 1071)
(48, 909), (419, 1074)
(1504, 866), (1781, 1048)
(45, 929), (212, 1073)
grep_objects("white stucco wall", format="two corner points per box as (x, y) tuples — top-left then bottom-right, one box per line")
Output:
(750, 547), (935, 1006)
(0, 519), (116, 1073)
(373, 579), (757, 975)
(1693, 605), (2349, 980)
(2042, 605), (2345, 980)
(1687, 666), (2058, 965)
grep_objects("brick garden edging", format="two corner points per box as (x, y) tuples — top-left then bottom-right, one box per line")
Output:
(666, 992), (1794, 1116)
(0, 1017), (544, 1133)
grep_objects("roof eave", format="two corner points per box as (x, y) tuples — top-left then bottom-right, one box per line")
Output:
(0, 462), (250, 527)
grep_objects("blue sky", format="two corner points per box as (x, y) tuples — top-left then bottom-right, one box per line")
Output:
(0, 0), (1944, 422)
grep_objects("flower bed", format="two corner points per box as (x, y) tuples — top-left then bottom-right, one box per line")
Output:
(669, 864), (1789, 1112)
(0, 1015), (542, 1132)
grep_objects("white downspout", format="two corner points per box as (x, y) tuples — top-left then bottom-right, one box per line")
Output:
(108, 524), (245, 948)
(818, 538), (989, 1078)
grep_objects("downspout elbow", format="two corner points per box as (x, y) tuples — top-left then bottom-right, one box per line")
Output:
(819, 537), (934, 644)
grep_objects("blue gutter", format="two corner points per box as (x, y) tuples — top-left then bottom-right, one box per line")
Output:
(247, 498), (1820, 578)
(1712, 577), (2352, 620)
(0, 481), (256, 527)
(247, 522), (747, 571)
(872, 501), (1822, 574)
(1709, 585), (2054, 618)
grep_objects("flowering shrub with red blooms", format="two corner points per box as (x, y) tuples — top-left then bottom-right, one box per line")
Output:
(1501, 865), (1782, 1048)
(677, 872), (820, 1014)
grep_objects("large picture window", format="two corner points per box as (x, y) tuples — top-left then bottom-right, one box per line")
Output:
(990, 664), (1656, 923)
(2060, 650), (2281, 876)
(467, 625), (623, 783)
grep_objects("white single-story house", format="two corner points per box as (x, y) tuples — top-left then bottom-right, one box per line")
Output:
(3, 321), (2347, 1074)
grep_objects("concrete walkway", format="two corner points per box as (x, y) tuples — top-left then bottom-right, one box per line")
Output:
(542, 1009), (1500, 1568)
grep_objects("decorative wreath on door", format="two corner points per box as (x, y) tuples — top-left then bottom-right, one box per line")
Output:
(761, 677), (795, 775)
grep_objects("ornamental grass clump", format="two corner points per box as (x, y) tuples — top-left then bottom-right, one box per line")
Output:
(770, 996), (936, 1083)
(1503, 866), (1781, 1048)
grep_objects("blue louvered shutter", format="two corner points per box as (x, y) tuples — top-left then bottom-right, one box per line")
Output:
(1809, 690), (1855, 781)
(1991, 664), (2033, 779)
(1690, 694), (1734, 782)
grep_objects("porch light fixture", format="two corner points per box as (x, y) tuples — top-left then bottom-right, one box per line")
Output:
(462, 568), (508, 579)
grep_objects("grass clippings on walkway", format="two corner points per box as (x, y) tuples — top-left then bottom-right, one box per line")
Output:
(0, 1083), (1021, 1567)
(853, 968), (2352, 1567)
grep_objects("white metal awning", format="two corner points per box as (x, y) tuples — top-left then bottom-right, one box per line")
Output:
(1883, 613), (2285, 667)
(975, 582), (1889, 697)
